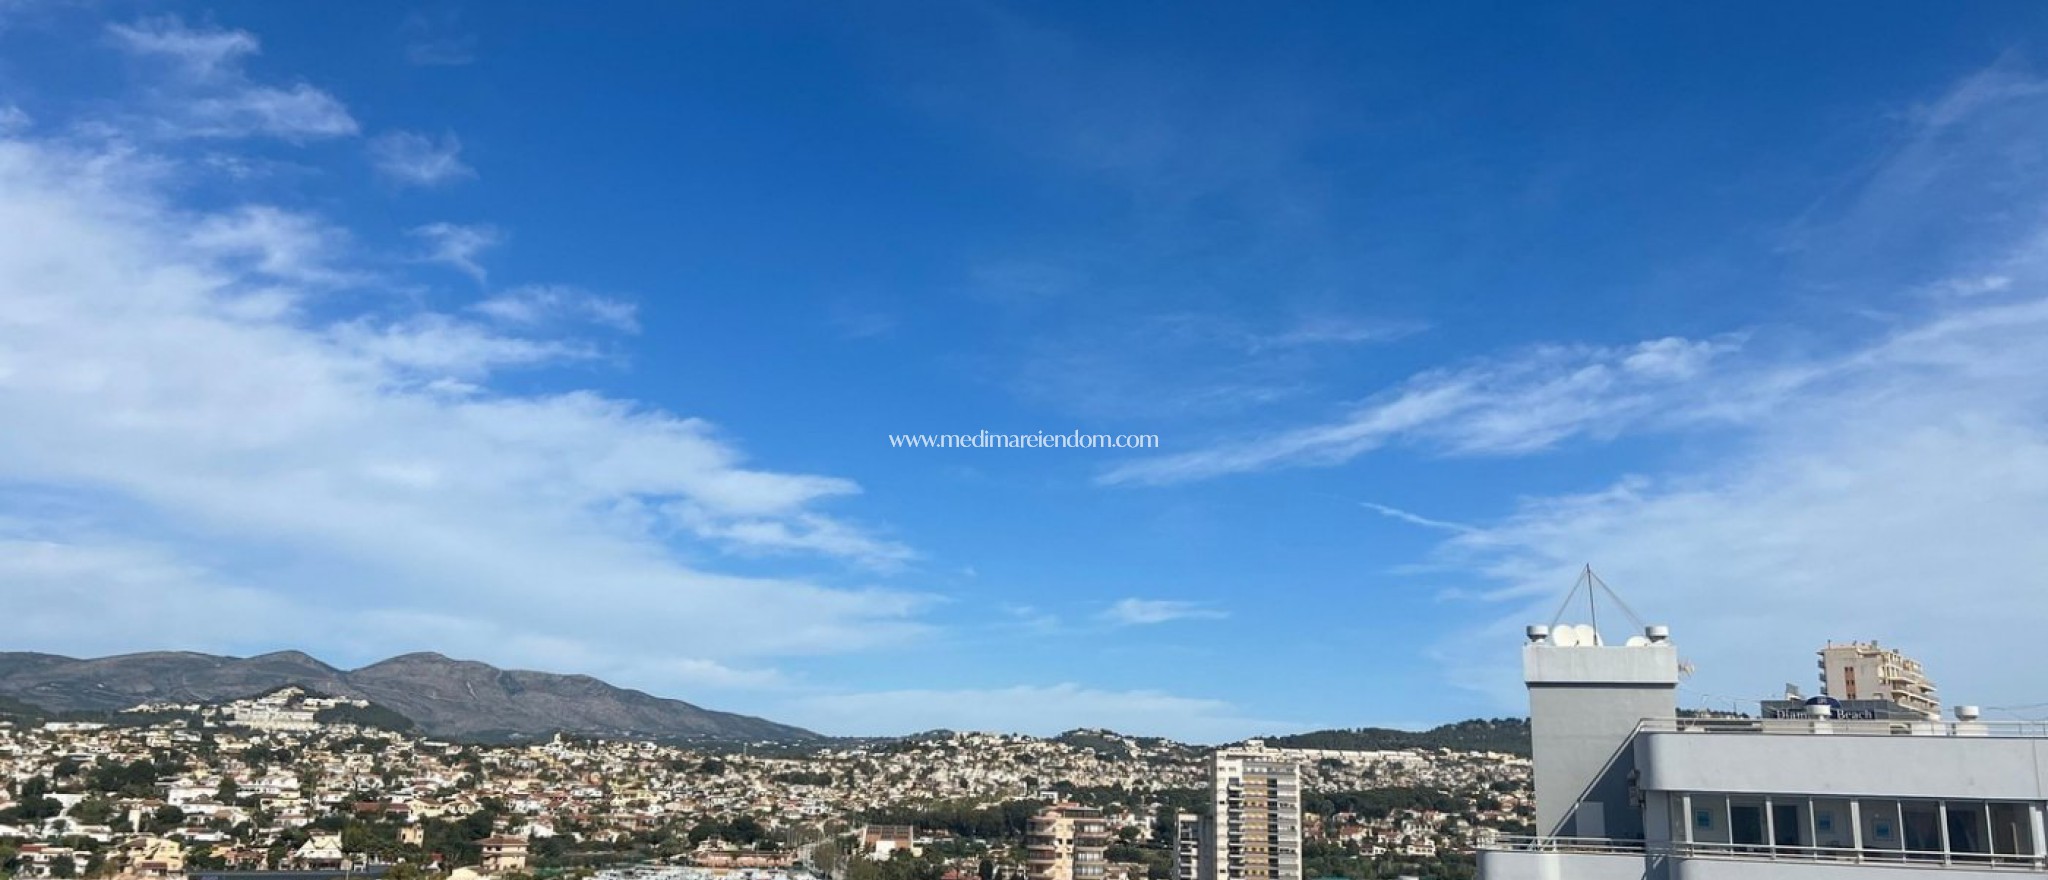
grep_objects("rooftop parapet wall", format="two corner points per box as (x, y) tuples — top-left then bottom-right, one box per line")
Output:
(1638, 728), (2048, 800)
(1525, 642), (1679, 685)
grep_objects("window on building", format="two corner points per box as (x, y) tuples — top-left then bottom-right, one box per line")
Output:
(1947, 803), (1990, 857)
(1680, 793), (2042, 863)
(1772, 803), (1803, 848)
(1730, 803), (1765, 848)
(1990, 802), (2034, 857)
(1901, 802), (1943, 854)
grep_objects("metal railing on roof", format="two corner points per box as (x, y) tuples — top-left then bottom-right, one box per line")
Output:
(1481, 836), (1645, 855)
(1483, 836), (2048, 871)
(1661, 840), (2046, 871)
(1636, 717), (2048, 738)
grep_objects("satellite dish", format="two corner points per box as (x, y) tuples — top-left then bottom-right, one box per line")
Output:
(1551, 626), (1580, 647)
(1574, 624), (1598, 646)
(1625, 636), (1650, 647)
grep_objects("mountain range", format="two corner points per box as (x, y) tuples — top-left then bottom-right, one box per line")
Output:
(0, 650), (815, 743)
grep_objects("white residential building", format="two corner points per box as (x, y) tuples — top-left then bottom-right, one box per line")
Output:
(1480, 620), (2048, 880)
(1203, 742), (1302, 880)
(1820, 640), (1940, 717)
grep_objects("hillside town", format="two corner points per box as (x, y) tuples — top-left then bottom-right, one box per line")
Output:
(0, 689), (1530, 880)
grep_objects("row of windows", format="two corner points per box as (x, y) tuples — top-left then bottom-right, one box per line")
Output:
(1675, 793), (2039, 859)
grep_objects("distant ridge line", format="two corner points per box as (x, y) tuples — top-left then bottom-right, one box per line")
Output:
(0, 649), (817, 743)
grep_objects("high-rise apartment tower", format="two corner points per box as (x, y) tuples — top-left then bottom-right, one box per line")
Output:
(1820, 640), (1939, 717)
(1202, 742), (1302, 880)
(1172, 812), (1203, 880)
(1026, 804), (1108, 880)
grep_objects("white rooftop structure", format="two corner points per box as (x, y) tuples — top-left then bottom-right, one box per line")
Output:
(1481, 572), (2048, 879)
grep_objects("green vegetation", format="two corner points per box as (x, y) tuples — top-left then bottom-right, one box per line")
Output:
(1262, 719), (1531, 756)
(1303, 787), (1462, 819)
(1304, 839), (1476, 880)
(686, 815), (769, 846)
(1051, 730), (1133, 760)
(860, 799), (1045, 840)
(0, 775), (63, 824)
(83, 758), (171, 797)
(843, 849), (948, 880)
(0, 695), (50, 722)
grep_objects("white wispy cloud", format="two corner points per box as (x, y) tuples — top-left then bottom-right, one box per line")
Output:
(1010, 310), (1418, 421)
(474, 285), (638, 333)
(1100, 335), (1744, 485)
(664, 504), (915, 571)
(0, 124), (926, 698)
(1360, 502), (1475, 535)
(1099, 598), (1228, 626)
(107, 17), (356, 140)
(828, 301), (899, 340)
(185, 205), (354, 286)
(399, 11), (476, 67)
(998, 604), (1063, 634)
(327, 313), (596, 379)
(411, 221), (501, 282)
(107, 16), (258, 77)
(1428, 297), (2048, 708)
(1245, 315), (1426, 352)
(182, 85), (355, 140)
(1404, 64), (2048, 715)
(369, 130), (474, 187)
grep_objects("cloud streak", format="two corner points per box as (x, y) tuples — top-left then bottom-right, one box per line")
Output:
(0, 124), (923, 700)
(474, 286), (639, 333)
(1394, 63), (2048, 716)
(369, 130), (475, 187)
(411, 221), (501, 282)
(1101, 335), (1743, 485)
(1099, 598), (1228, 626)
(108, 17), (357, 140)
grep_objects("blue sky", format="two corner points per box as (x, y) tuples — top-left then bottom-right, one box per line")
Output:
(5, 2), (2048, 741)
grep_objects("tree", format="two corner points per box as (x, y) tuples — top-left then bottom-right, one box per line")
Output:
(147, 806), (187, 834)
(1150, 805), (1181, 847)
(460, 809), (497, 841)
(813, 840), (844, 875)
(3, 776), (63, 823)
(86, 760), (159, 797)
(188, 846), (227, 871)
(69, 798), (116, 827)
